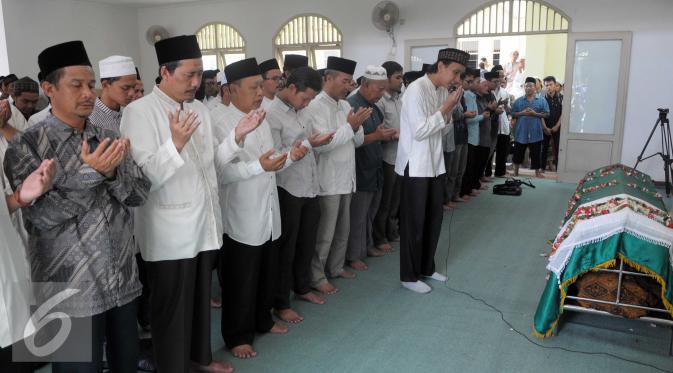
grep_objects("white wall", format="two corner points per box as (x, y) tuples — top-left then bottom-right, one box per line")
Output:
(0, 0), (9, 75)
(2, 0), (672, 181)
(1, 0), (140, 81)
(134, 0), (673, 181)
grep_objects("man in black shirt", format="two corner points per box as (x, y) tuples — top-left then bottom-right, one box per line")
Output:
(542, 76), (562, 171)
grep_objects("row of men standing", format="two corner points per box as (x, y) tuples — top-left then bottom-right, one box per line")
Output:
(1, 35), (474, 373)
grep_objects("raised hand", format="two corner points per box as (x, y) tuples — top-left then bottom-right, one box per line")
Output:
(347, 107), (373, 131)
(259, 148), (288, 172)
(168, 108), (200, 152)
(308, 131), (335, 147)
(81, 138), (126, 178)
(235, 108), (266, 143)
(440, 86), (464, 115)
(0, 100), (11, 126)
(18, 159), (57, 203)
(375, 123), (397, 141)
(289, 142), (309, 161)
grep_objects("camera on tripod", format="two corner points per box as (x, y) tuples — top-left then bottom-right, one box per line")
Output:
(635, 108), (672, 196)
(658, 108), (669, 119)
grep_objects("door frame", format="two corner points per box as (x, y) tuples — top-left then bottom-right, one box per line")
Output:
(557, 31), (632, 183)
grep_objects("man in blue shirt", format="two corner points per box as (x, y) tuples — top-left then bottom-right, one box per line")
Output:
(511, 77), (549, 177)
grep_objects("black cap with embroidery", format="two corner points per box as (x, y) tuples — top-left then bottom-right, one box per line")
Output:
(436, 48), (470, 66)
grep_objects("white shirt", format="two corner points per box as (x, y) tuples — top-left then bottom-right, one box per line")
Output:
(204, 95), (220, 111)
(28, 104), (51, 128)
(120, 86), (240, 261)
(213, 104), (282, 246)
(493, 87), (511, 136)
(304, 91), (364, 195)
(8, 104), (29, 132)
(0, 166), (34, 348)
(395, 75), (452, 177)
(261, 95), (274, 110)
(266, 96), (318, 198)
(376, 91), (402, 165)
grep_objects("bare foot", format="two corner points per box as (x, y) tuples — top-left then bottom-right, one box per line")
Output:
(367, 248), (384, 257)
(297, 291), (326, 305)
(376, 243), (393, 253)
(338, 270), (356, 279)
(536, 171), (545, 179)
(349, 259), (368, 270)
(442, 203), (453, 211)
(275, 308), (303, 324)
(315, 282), (339, 294)
(210, 298), (222, 308)
(270, 322), (289, 334)
(192, 360), (235, 373)
(231, 344), (256, 359)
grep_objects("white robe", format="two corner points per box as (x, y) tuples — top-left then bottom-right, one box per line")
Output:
(120, 86), (241, 261)
(395, 75), (452, 178)
(0, 167), (34, 348)
(212, 104), (286, 246)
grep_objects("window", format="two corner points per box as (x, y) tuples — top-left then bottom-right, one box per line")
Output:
(492, 39), (501, 66)
(458, 40), (479, 69)
(274, 14), (342, 69)
(456, 0), (569, 37)
(196, 23), (246, 71)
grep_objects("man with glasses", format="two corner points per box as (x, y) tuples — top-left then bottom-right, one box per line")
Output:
(260, 58), (283, 109)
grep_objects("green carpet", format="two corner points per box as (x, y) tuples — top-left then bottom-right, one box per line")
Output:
(39, 179), (673, 372)
(212, 179), (672, 373)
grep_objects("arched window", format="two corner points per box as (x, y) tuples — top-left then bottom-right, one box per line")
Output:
(196, 23), (246, 71)
(456, 0), (569, 37)
(274, 14), (342, 70)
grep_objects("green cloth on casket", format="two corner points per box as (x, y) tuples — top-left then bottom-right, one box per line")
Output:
(533, 164), (673, 338)
(533, 232), (673, 337)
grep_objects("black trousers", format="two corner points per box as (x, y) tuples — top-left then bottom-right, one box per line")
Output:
(0, 344), (37, 373)
(219, 235), (277, 348)
(460, 145), (490, 196)
(513, 141), (542, 170)
(541, 131), (560, 169)
(135, 253), (151, 328)
(146, 250), (217, 373)
(494, 134), (511, 177)
(399, 165), (444, 282)
(373, 162), (401, 244)
(275, 187), (321, 310)
(52, 300), (139, 373)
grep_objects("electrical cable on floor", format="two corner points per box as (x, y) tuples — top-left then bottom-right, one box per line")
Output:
(442, 206), (673, 373)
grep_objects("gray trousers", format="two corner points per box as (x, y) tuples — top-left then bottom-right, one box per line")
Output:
(373, 162), (400, 246)
(450, 143), (469, 201)
(311, 193), (351, 287)
(347, 189), (382, 261)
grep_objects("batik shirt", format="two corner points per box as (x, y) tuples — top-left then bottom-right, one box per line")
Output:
(3, 114), (151, 317)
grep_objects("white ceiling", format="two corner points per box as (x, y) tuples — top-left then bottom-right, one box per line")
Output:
(78, 0), (211, 7)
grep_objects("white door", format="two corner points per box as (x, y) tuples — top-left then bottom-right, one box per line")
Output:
(557, 32), (632, 182)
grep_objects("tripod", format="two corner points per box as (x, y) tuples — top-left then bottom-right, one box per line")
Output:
(634, 108), (673, 197)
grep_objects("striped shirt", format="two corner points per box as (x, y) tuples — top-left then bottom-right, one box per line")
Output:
(3, 114), (151, 317)
(89, 98), (123, 135)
